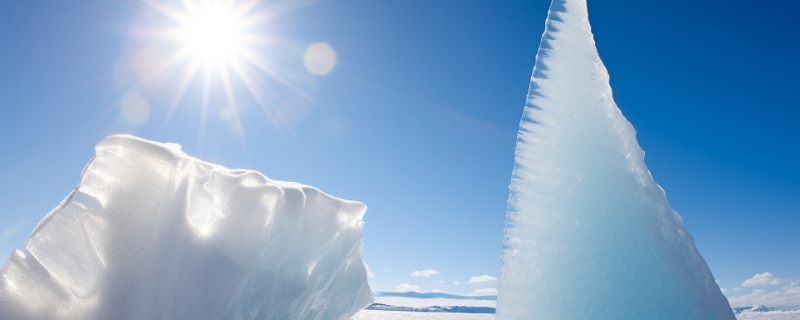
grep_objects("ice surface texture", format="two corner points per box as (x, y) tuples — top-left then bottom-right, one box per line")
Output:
(496, 0), (734, 319)
(0, 135), (373, 319)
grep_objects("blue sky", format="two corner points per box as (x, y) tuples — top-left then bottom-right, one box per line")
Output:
(0, 0), (798, 303)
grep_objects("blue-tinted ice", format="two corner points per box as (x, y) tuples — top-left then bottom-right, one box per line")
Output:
(496, 0), (734, 319)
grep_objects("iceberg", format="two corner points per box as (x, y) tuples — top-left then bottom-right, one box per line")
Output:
(0, 135), (372, 319)
(496, 0), (734, 319)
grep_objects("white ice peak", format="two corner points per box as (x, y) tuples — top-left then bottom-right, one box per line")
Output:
(0, 135), (373, 319)
(496, 0), (734, 319)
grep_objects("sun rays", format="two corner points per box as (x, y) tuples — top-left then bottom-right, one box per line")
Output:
(120, 0), (328, 151)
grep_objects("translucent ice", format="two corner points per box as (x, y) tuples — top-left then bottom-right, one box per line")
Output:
(496, 0), (734, 319)
(0, 135), (372, 319)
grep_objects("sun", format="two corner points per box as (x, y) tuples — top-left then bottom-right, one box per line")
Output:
(135, 0), (282, 143)
(180, 4), (245, 65)
(126, 0), (330, 149)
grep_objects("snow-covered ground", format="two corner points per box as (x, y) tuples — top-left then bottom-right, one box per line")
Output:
(351, 295), (799, 320)
(735, 310), (800, 320)
(351, 310), (494, 320)
(351, 309), (800, 320)
(373, 297), (496, 308)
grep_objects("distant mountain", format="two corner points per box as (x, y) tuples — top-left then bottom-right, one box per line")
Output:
(366, 303), (496, 314)
(731, 305), (800, 314)
(748, 305), (769, 312)
(374, 291), (497, 301)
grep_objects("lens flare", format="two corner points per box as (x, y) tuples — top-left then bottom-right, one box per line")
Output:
(120, 92), (152, 126)
(304, 43), (336, 75)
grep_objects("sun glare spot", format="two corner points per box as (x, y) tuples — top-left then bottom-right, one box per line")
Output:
(3, 274), (16, 292)
(189, 207), (225, 238)
(181, 5), (244, 64)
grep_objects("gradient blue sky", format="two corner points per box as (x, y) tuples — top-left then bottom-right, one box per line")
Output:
(1, 0), (798, 302)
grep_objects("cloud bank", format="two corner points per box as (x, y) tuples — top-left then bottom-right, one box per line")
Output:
(411, 269), (439, 277)
(468, 275), (497, 283)
(742, 272), (781, 287)
(727, 273), (800, 307)
(467, 288), (498, 296)
(395, 283), (421, 293)
(364, 263), (375, 278)
(728, 288), (800, 307)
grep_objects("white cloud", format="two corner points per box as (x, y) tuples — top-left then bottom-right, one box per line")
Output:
(786, 287), (800, 295)
(363, 263), (374, 278)
(395, 283), (421, 293)
(454, 281), (460, 285)
(438, 280), (444, 284)
(431, 289), (444, 293)
(721, 288), (728, 293)
(411, 269), (439, 277)
(468, 275), (497, 283)
(467, 288), (498, 296)
(728, 288), (800, 307)
(743, 272), (781, 287)
(733, 287), (741, 291)
(729, 289), (775, 307)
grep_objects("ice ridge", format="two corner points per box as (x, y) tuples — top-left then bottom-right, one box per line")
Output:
(496, 0), (734, 319)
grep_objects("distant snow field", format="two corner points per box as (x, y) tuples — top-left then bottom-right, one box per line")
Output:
(352, 295), (800, 319)
(735, 310), (800, 320)
(373, 297), (496, 308)
(350, 309), (800, 320)
(351, 310), (495, 320)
